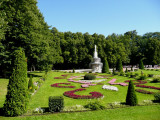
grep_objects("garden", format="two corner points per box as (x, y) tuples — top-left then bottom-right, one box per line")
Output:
(0, 68), (160, 119)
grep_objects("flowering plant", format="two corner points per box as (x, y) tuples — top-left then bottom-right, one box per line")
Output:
(63, 88), (103, 99)
(51, 83), (75, 88)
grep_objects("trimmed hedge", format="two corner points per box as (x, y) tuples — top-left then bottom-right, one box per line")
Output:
(154, 93), (160, 102)
(84, 73), (96, 80)
(49, 96), (64, 112)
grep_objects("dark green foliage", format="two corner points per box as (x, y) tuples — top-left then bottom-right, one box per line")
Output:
(139, 59), (144, 69)
(72, 68), (75, 73)
(152, 76), (160, 83)
(3, 48), (28, 116)
(49, 96), (64, 112)
(84, 73), (96, 80)
(154, 93), (160, 102)
(84, 101), (105, 110)
(102, 58), (109, 73)
(139, 74), (147, 80)
(28, 75), (34, 93)
(119, 72), (125, 76)
(126, 80), (138, 106)
(126, 72), (130, 77)
(116, 59), (123, 72)
(125, 68), (128, 73)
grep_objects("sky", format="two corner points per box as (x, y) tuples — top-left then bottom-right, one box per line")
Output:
(37, 0), (160, 36)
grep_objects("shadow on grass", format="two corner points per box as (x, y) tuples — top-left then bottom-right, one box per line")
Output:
(0, 107), (4, 116)
(27, 73), (42, 77)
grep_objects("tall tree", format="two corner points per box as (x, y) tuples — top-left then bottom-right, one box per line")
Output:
(3, 48), (28, 116)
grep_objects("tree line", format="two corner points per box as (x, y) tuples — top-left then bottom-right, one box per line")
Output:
(0, 0), (160, 77)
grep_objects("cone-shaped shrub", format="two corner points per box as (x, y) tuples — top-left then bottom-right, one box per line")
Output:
(102, 58), (109, 73)
(3, 48), (28, 116)
(28, 75), (34, 93)
(139, 59), (144, 69)
(116, 59), (123, 72)
(126, 80), (138, 106)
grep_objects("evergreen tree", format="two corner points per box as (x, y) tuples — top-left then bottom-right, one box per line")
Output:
(116, 59), (123, 72)
(139, 59), (144, 69)
(28, 75), (34, 93)
(3, 48), (28, 116)
(126, 80), (138, 106)
(102, 58), (109, 73)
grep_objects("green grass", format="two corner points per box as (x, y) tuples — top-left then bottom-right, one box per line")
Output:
(0, 70), (160, 119)
(0, 105), (160, 120)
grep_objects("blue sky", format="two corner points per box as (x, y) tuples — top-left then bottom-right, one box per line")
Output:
(37, 0), (160, 36)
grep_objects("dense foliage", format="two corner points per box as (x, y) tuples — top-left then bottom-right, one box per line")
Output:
(84, 101), (105, 110)
(48, 96), (64, 112)
(126, 81), (138, 106)
(3, 48), (28, 116)
(154, 93), (160, 102)
(84, 73), (96, 80)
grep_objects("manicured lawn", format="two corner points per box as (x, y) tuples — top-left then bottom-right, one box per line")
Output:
(0, 105), (160, 120)
(0, 70), (160, 119)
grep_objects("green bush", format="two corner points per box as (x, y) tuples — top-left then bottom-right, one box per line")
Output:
(49, 96), (64, 112)
(154, 93), (160, 102)
(152, 75), (160, 83)
(148, 74), (154, 77)
(84, 101), (105, 110)
(84, 73), (96, 80)
(119, 72), (125, 76)
(3, 48), (28, 116)
(139, 74), (148, 80)
(135, 73), (139, 77)
(126, 72), (130, 77)
(126, 80), (138, 106)
(28, 75), (34, 93)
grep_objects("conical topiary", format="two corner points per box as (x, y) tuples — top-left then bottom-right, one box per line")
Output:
(102, 58), (109, 73)
(3, 48), (28, 116)
(116, 59), (123, 72)
(126, 80), (138, 106)
(139, 59), (144, 69)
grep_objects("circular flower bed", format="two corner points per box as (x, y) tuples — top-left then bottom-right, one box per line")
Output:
(51, 83), (75, 88)
(63, 88), (103, 99)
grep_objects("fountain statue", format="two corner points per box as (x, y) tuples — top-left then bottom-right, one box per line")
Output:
(89, 45), (103, 73)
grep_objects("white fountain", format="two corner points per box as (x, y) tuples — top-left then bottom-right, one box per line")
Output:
(89, 45), (103, 73)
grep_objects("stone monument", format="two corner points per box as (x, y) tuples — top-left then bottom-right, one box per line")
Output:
(89, 45), (103, 73)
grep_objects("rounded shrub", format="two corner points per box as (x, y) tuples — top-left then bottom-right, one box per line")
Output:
(154, 93), (160, 102)
(84, 73), (96, 80)
(84, 101), (105, 110)
(126, 80), (138, 106)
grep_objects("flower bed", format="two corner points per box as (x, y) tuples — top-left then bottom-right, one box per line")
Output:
(51, 83), (75, 88)
(102, 85), (118, 91)
(136, 85), (160, 90)
(135, 89), (154, 94)
(63, 88), (103, 99)
(125, 80), (147, 85)
(54, 74), (70, 79)
(108, 79), (128, 86)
